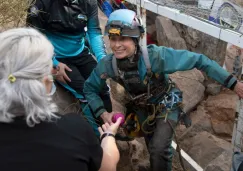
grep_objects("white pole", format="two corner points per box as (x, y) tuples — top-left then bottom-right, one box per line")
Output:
(172, 141), (204, 171)
(137, 4), (147, 48)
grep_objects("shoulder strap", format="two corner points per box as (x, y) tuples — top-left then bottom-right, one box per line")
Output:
(112, 54), (119, 77)
(112, 47), (152, 78)
(141, 46), (152, 77)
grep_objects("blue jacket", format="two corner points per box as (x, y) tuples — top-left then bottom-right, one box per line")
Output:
(27, 0), (106, 67)
(84, 45), (237, 117)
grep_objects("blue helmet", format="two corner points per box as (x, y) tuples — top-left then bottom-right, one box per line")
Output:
(105, 9), (144, 38)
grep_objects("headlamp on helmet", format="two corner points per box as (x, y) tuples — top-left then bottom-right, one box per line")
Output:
(105, 9), (145, 38)
(107, 21), (123, 36)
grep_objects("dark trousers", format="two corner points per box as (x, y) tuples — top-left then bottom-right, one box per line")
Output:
(57, 48), (112, 113)
(57, 48), (97, 95)
(147, 119), (177, 171)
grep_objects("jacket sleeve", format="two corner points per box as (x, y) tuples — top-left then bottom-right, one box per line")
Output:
(26, 0), (47, 30)
(83, 63), (107, 117)
(87, 0), (107, 62)
(150, 45), (237, 89)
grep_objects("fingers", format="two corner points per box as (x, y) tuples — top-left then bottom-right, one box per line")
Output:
(64, 65), (72, 72)
(98, 127), (103, 135)
(239, 91), (243, 98)
(114, 117), (122, 125)
(56, 63), (72, 82)
(106, 116), (113, 125)
(63, 72), (71, 82)
(108, 119), (113, 125)
(102, 123), (110, 132)
(99, 122), (115, 136)
(235, 82), (243, 98)
(102, 123), (107, 131)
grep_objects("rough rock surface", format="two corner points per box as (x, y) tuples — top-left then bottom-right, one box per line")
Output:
(182, 131), (232, 168)
(205, 90), (239, 136)
(169, 69), (205, 113)
(155, 16), (187, 50)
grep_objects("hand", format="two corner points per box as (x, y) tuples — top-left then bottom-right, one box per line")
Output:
(51, 67), (58, 75)
(55, 62), (72, 84)
(100, 111), (115, 124)
(234, 81), (243, 98)
(98, 117), (122, 136)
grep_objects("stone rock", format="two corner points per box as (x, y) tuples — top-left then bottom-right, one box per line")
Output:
(147, 10), (158, 26)
(205, 90), (239, 136)
(117, 138), (150, 171)
(182, 26), (201, 48)
(117, 141), (133, 171)
(204, 150), (232, 171)
(206, 83), (222, 96)
(52, 83), (80, 114)
(173, 22), (227, 66)
(169, 68), (205, 113)
(211, 118), (234, 137)
(181, 131), (231, 168)
(155, 16), (187, 49)
(176, 103), (213, 140)
(146, 24), (156, 35)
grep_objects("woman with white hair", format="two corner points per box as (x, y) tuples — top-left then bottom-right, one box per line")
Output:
(0, 28), (121, 171)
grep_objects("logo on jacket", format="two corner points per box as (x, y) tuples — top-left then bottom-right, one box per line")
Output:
(77, 14), (87, 21)
(30, 5), (39, 16)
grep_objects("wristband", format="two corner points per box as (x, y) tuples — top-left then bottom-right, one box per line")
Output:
(230, 80), (238, 90)
(100, 132), (115, 142)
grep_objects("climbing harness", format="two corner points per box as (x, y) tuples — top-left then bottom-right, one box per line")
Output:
(107, 9), (190, 170)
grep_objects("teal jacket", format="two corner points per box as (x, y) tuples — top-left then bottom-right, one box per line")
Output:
(83, 45), (237, 117)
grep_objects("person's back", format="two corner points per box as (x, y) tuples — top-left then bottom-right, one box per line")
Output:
(0, 28), (122, 171)
(0, 113), (102, 171)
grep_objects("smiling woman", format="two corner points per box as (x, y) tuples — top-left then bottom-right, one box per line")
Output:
(109, 36), (136, 59)
(84, 9), (243, 171)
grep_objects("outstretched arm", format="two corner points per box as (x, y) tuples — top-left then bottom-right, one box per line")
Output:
(98, 118), (122, 171)
(151, 45), (237, 89)
(83, 66), (107, 118)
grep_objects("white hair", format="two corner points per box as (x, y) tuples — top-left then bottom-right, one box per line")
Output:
(0, 27), (58, 126)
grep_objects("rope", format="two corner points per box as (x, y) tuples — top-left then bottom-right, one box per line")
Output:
(141, 104), (156, 134)
(168, 119), (188, 171)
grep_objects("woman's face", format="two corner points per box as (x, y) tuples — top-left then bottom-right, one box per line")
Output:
(109, 35), (136, 59)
